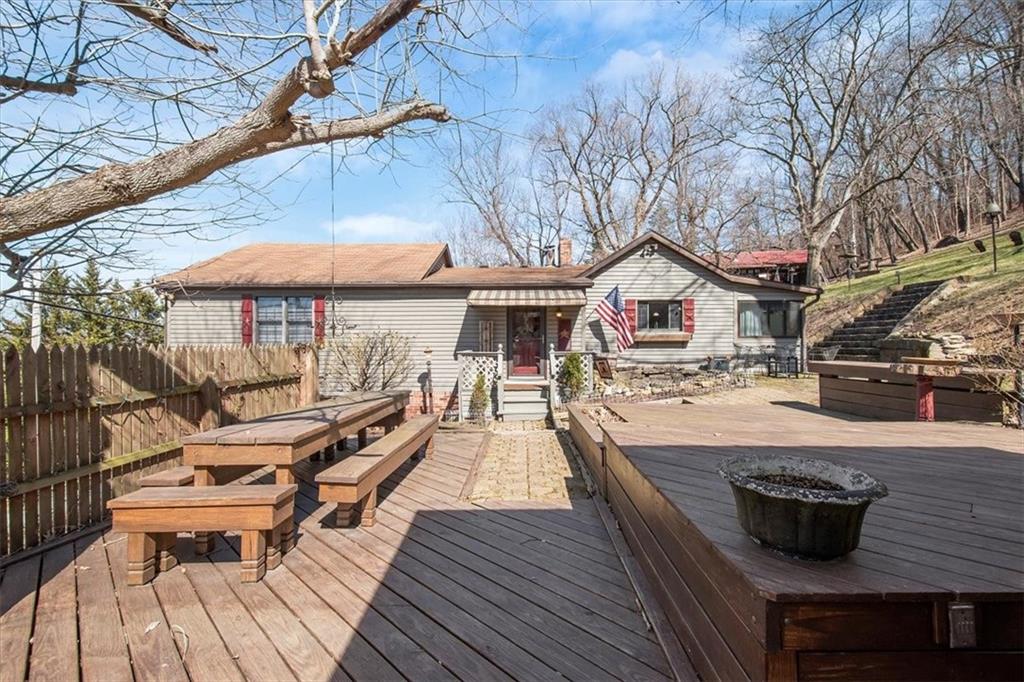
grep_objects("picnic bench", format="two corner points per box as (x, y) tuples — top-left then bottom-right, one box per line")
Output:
(182, 392), (410, 486)
(317, 413), (439, 528)
(108, 484), (296, 584)
(179, 391), (408, 553)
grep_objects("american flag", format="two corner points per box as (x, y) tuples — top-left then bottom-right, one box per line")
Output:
(595, 286), (634, 352)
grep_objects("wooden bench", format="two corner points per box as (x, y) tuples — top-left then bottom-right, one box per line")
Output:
(317, 414), (438, 528)
(107, 484), (296, 585)
(138, 465), (261, 487)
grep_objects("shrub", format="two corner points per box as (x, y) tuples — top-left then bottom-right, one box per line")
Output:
(559, 352), (587, 401)
(468, 372), (490, 423)
(323, 330), (413, 391)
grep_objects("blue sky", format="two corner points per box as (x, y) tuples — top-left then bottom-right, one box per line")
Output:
(115, 1), (759, 282)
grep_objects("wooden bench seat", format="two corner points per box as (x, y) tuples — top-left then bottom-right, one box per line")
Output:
(317, 414), (438, 528)
(138, 464), (261, 487)
(107, 484), (296, 585)
(139, 466), (194, 487)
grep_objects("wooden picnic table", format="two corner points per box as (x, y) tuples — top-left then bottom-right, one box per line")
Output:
(182, 391), (410, 486)
(181, 390), (409, 554)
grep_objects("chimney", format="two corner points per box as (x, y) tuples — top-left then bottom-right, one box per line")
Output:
(558, 238), (573, 267)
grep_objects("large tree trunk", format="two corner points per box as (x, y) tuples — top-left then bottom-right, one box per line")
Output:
(0, 0), (444, 245)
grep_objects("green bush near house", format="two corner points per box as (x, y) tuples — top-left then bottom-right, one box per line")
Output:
(468, 372), (490, 423)
(559, 352), (587, 401)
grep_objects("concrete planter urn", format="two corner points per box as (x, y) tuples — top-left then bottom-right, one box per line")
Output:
(718, 455), (888, 560)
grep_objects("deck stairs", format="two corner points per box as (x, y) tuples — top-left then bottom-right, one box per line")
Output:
(817, 280), (944, 361)
(502, 377), (550, 421)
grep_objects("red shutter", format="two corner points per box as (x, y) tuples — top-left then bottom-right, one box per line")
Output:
(624, 299), (637, 333)
(241, 295), (253, 346)
(683, 298), (695, 333)
(313, 295), (326, 344)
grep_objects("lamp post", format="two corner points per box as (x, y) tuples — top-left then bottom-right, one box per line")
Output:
(984, 201), (1001, 273)
(423, 346), (434, 414)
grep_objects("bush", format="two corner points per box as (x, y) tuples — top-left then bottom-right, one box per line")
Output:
(559, 352), (587, 401)
(468, 372), (490, 423)
(323, 330), (413, 391)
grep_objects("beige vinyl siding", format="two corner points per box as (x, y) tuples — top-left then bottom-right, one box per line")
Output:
(167, 288), (493, 395)
(582, 246), (804, 365)
(165, 293), (242, 345)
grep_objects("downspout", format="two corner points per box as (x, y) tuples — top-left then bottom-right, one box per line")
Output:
(801, 290), (822, 371)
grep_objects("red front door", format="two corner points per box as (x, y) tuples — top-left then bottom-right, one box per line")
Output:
(510, 308), (544, 376)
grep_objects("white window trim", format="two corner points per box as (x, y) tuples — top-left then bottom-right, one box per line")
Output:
(255, 296), (314, 344)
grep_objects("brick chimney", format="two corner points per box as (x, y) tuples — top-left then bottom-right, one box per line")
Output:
(558, 238), (573, 267)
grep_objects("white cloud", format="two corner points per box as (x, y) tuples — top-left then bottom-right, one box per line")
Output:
(594, 39), (737, 85)
(322, 212), (442, 243)
(595, 45), (674, 83)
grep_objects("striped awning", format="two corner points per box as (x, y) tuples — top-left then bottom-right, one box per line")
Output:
(467, 288), (587, 307)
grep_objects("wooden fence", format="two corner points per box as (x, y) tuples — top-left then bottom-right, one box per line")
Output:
(1, 344), (318, 557)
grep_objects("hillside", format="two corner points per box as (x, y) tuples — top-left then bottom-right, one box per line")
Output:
(807, 217), (1024, 353)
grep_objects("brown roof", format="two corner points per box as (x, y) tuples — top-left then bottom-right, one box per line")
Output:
(155, 243), (451, 288)
(422, 265), (592, 287)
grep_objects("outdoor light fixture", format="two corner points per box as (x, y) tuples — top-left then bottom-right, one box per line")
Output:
(985, 201), (1002, 273)
(555, 308), (563, 318)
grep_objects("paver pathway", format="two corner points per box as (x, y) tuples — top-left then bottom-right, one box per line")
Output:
(468, 425), (589, 502)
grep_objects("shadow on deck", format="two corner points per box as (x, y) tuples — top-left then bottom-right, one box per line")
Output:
(0, 431), (676, 681)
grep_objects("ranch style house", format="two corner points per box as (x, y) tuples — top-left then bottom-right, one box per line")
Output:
(155, 232), (818, 420)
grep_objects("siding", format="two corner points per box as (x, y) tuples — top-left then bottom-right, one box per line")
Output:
(583, 247), (805, 366)
(167, 288), (487, 395)
(165, 293), (241, 345)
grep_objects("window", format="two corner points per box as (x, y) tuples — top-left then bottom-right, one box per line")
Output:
(256, 297), (283, 344)
(256, 296), (313, 343)
(637, 301), (681, 330)
(286, 296), (313, 343)
(738, 300), (802, 337)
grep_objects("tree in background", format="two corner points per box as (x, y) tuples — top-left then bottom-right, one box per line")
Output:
(0, 262), (163, 348)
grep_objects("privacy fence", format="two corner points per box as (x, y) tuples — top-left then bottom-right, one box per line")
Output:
(1, 344), (318, 557)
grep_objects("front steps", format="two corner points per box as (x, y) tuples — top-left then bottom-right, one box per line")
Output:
(816, 280), (943, 361)
(503, 379), (550, 420)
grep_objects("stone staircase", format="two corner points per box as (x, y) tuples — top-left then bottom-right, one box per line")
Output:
(817, 281), (944, 362)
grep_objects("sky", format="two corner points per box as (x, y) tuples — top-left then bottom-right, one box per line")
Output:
(37, 1), (767, 283)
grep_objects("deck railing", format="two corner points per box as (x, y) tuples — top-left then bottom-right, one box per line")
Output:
(456, 345), (503, 421)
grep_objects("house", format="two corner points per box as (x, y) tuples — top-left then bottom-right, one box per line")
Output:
(725, 248), (808, 285)
(155, 232), (817, 419)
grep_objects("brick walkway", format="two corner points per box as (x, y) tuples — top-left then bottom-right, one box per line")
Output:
(467, 426), (589, 502)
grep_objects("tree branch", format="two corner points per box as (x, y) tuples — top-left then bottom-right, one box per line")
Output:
(239, 99), (450, 160)
(0, 74), (78, 97)
(107, 0), (218, 54)
(0, 0), (428, 244)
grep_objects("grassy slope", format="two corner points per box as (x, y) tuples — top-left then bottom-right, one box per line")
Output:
(806, 228), (1024, 348)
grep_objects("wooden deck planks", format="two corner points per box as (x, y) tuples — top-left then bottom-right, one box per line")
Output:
(0, 555), (39, 682)
(150, 538), (246, 682)
(73, 534), (133, 682)
(103, 530), (190, 682)
(2, 430), (676, 682)
(27, 542), (78, 682)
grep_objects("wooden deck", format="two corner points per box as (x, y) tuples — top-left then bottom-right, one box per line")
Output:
(596, 403), (1024, 682)
(0, 431), (675, 682)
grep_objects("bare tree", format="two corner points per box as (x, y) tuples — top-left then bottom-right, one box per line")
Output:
(536, 67), (723, 256)
(734, 1), (963, 285)
(443, 133), (558, 266)
(0, 0), (508, 294)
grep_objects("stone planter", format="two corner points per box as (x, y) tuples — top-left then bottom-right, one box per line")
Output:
(718, 455), (888, 560)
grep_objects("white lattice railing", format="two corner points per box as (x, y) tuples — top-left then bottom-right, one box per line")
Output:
(457, 345), (504, 421)
(548, 345), (595, 408)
